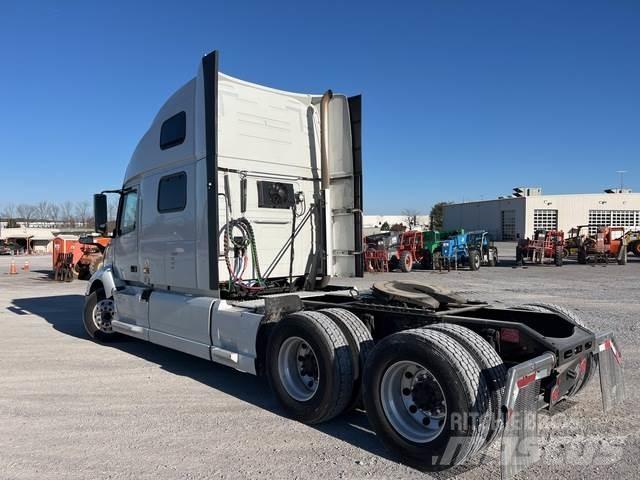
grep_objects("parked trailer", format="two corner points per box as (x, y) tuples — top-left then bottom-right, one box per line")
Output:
(84, 51), (624, 479)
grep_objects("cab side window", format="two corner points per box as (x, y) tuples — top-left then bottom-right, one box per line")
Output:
(119, 190), (138, 235)
(158, 172), (187, 213)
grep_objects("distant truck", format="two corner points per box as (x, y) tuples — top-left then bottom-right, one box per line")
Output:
(83, 50), (623, 478)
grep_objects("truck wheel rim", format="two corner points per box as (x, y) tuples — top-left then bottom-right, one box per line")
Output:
(278, 336), (320, 402)
(380, 361), (447, 443)
(92, 299), (115, 333)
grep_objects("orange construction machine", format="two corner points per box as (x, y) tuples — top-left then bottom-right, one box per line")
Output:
(52, 235), (111, 281)
(577, 226), (628, 265)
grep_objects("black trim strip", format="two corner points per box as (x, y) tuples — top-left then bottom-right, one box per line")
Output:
(202, 51), (219, 290)
(217, 166), (317, 182)
(348, 95), (364, 277)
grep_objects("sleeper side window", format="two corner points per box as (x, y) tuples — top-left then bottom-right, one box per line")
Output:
(158, 172), (187, 213)
(160, 111), (186, 150)
(119, 190), (138, 236)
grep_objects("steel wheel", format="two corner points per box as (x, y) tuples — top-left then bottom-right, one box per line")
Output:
(92, 299), (115, 333)
(380, 361), (447, 443)
(277, 336), (320, 401)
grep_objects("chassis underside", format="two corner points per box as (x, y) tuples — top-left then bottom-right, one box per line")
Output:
(248, 283), (624, 478)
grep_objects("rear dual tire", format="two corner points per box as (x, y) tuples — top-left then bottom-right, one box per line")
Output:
(362, 328), (492, 470)
(266, 309), (373, 424)
(425, 323), (506, 448)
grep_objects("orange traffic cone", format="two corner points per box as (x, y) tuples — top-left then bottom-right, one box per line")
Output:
(9, 260), (18, 275)
(22, 261), (30, 272)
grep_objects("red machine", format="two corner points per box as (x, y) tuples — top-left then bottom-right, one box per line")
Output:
(75, 236), (111, 279)
(364, 230), (429, 273)
(516, 230), (564, 266)
(393, 230), (427, 272)
(52, 235), (111, 281)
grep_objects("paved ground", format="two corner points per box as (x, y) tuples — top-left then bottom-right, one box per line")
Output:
(1, 250), (639, 480)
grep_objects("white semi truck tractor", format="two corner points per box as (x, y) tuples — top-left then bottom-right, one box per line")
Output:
(86, 51), (624, 478)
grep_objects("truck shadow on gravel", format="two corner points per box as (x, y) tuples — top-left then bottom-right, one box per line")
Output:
(12, 294), (453, 471)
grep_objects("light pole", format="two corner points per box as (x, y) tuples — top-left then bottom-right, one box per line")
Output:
(616, 170), (627, 191)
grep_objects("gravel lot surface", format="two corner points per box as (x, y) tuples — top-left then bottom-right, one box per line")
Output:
(1, 248), (638, 480)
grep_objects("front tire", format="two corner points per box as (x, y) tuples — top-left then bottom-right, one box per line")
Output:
(400, 251), (413, 272)
(468, 250), (481, 271)
(554, 246), (563, 266)
(488, 248), (498, 267)
(420, 250), (433, 270)
(362, 328), (491, 470)
(266, 311), (354, 424)
(83, 289), (119, 341)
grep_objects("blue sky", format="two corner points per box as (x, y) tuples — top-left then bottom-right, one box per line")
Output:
(1, 0), (638, 215)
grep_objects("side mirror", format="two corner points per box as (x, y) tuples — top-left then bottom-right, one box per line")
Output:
(94, 194), (108, 235)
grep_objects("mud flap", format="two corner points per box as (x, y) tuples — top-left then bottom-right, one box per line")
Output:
(500, 352), (555, 480)
(596, 332), (625, 412)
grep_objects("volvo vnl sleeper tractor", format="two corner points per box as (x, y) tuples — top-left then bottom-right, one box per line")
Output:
(85, 51), (624, 478)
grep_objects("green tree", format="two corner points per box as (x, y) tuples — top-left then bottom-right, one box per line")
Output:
(429, 201), (452, 230)
(380, 221), (390, 231)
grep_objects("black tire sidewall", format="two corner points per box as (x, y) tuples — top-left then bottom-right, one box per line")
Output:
(400, 251), (412, 272)
(363, 335), (475, 469)
(469, 250), (480, 270)
(83, 291), (100, 339)
(83, 289), (117, 341)
(266, 315), (344, 424)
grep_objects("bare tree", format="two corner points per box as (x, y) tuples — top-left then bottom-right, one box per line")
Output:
(16, 204), (37, 227)
(48, 203), (60, 224)
(107, 198), (118, 222)
(401, 208), (420, 228)
(75, 200), (90, 227)
(1, 202), (16, 220)
(61, 201), (74, 227)
(35, 201), (51, 223)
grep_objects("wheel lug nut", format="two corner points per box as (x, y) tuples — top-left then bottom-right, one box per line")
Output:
(404, 371), (413, 379)
(298, 356), (305, 361)
(409, 405), (418, 413)
(307, 381), (314, 388)
(422, 417), (430, 426)
(402, 388), (411, 396)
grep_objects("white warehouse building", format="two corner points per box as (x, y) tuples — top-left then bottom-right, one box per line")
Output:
(443, 187), (640, 241)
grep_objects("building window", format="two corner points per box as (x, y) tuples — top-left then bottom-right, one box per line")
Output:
(160, 111), (186, 150)
(588, 210), (640, 232)
(533, 209), (558, 231)
(501, 210), (516, 241)
(158, 172), (187, 213)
